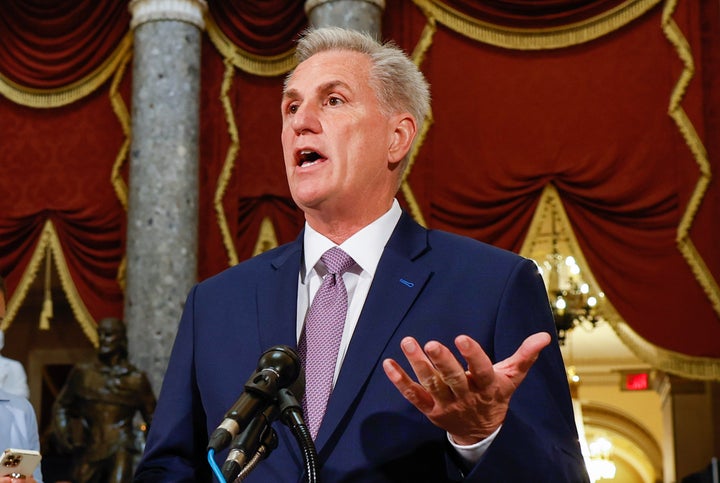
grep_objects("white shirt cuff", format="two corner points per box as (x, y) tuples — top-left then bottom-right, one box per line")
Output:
(447, 425), (502, 465)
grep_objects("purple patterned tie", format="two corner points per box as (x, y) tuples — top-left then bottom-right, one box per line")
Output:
(298, 247), (355, 440)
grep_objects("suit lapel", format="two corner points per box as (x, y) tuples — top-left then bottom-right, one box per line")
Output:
(255, 237), (306, 472)
(256, 238), (303, 351)
(314, 213), (432, 452)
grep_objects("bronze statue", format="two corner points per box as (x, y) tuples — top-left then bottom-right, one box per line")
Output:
(52, 317), (156, 483)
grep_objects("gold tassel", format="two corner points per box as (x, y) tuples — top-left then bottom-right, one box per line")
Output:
(39, 245), (53, 330)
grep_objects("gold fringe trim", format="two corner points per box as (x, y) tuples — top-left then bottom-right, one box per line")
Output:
(400, 17), (438, 228)
(39, 244), (53, 330)
(660, 0), (720, 317)
(109, 43), (133, 212)
(2, 220), (98, 347)
(520, 185), (606, 297)
(205, 14), (296, 77)
(0, 33), (134, 108)
(521, 185), (720, 381)
(613, 318), (720, 381)
(400, 106), (433, 228)
(412, 0), (662, 50)
(117, 255), (127, 293)
(107, 38), (133, 298)
(252, 216), (279, 256)
(215, 58), (241, 267)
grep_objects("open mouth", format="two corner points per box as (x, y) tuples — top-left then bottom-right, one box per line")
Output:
(298, 149), (325, 167)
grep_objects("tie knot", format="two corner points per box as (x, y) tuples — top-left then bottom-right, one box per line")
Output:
(321, 247), (355, 275)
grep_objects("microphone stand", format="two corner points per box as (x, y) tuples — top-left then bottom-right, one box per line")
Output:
(229, 389), (319, 483)
(277, 388), (320, 483)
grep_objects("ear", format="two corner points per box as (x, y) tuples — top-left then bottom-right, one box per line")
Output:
(387, 114), (417, 165)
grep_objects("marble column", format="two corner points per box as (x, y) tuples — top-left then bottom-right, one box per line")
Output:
(126, 0), (206, 395)
(305, 0), (385, 36)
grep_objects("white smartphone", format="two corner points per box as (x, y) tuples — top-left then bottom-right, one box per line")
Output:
(1, 448), (41, 478)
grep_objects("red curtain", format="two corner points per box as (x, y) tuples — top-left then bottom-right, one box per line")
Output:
(207, 0), (305, 55)
(0, 90), (128, 321)
(0, 0), (128, 88)
(1, 0), (718, 367)
(197, 40), (304, 276)
(441, 0), (629, 27)
(383, 1), (720, 358)
(0, 0), (130, 323)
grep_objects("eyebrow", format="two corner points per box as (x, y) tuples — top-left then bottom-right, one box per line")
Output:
(283, 80), (352, 102)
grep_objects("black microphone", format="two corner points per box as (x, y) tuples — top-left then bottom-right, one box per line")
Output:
(207, 345), (301, 452)
(221, 404), (279, 482)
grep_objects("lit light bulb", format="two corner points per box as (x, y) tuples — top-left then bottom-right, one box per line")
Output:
(589, 437), (612, 456)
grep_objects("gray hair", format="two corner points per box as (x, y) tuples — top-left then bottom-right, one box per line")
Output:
(288, 27), (431, 172)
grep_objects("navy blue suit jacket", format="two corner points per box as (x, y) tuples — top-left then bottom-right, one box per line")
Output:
(135, 212), (589, 482)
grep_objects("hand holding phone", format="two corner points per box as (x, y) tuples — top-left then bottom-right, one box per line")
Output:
(1, 448), (41, 479)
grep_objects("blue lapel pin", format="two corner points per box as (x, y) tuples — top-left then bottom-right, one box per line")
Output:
(399, 278), (415, 288)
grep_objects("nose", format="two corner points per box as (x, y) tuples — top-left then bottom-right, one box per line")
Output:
(290, 101), (321, 135)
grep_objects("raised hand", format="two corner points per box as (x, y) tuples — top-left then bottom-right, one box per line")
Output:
(382, 332), (551, 445)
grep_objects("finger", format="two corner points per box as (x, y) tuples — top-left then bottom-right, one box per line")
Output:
(400, 337), (454, 400)
(454, 334), (495, 389)
(495, 332), (551, 383)
(382, 358), (434, 412)
(423, 340), (469, 398)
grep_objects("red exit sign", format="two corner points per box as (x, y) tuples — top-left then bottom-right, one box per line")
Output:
(622, 371), (650, 391)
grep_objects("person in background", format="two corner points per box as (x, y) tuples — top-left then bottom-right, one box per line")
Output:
(135, 27), (588, 482)
(0, 277), (30, 399)
(0, 388), (43, 483)
(0, 276), (42, 483)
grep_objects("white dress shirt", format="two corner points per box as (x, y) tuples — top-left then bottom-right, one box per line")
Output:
(0, 331), (30, 399)
(296, 199), (495, 463)
(0, 388), (43, 482)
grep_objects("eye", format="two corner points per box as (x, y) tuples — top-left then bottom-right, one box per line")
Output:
(327, 96), (343, 107)
(287, 103), (299, 114)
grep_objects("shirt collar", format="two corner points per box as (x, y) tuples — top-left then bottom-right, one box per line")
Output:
(302, 199), (402, 279)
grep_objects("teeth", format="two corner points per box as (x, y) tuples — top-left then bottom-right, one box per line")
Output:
(298, 150), (321, 165)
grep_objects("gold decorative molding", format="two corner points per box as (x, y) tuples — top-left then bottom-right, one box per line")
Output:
(412, 0), (662, 50)
(2, 220), (98, 347)
(214, 58), (241, 267)
(0, 33), (133, 108)
(205, 15), (297, 77)
(660, 0), (719, 317)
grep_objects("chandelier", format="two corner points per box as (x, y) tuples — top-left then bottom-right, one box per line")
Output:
(543, 237), (604, 344)
(531, 191), (606, 345)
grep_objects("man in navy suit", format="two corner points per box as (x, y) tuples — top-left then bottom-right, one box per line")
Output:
(134, 27), (589, 482)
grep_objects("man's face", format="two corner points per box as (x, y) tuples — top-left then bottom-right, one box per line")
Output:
(281, 50), (412, 226)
